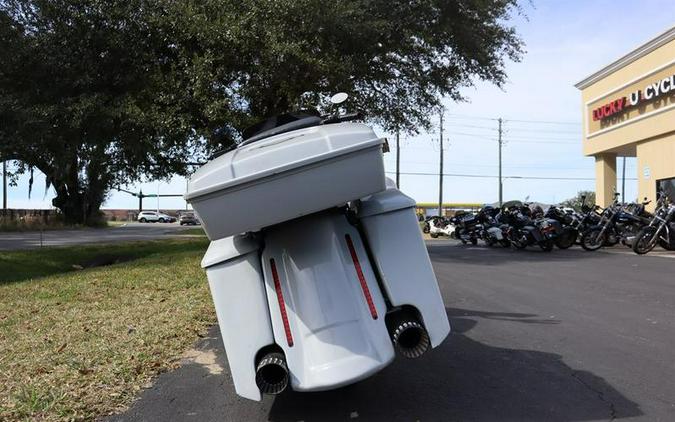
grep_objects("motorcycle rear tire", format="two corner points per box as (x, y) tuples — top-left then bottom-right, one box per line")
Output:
(581, 229), (604, 251)
(513, 239), (528, 249)
(603, 236), (619, 247)
(430, 233), (439, 238)
(500, 239), (511, 248)
(470, 238), (478, 246)
(555, 229), (577, 249)
(539, 240), (554, 252)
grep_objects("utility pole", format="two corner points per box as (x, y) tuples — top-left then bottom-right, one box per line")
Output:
(498, 118), (503, 207)
(2, 160), (7, 211)
(438, 111), (444, 217)
(621, 156), (626, 203)
(395, 129), (401, 189)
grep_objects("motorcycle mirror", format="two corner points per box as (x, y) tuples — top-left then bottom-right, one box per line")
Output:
(330, 92), (348, 105)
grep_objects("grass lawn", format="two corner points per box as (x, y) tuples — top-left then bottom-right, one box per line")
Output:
(175, 226), (206, 236)
(0, 238), (215, 421)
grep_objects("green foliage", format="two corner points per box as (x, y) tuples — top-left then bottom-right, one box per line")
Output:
(0, 0), (525, 223)
(561, 191), (596, 211)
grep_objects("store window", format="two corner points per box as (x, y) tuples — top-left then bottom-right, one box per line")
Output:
(657, 177), (675, 203)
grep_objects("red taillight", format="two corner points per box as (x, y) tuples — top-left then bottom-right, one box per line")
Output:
(345, 234), (378, 320)
(270, 258), (293, 347)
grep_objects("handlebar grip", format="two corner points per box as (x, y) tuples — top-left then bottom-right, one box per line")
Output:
(322, 112), (363, 124)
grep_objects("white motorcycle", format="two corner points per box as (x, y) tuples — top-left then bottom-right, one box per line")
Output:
(185, 96), (450, 401)
(428, 217), (455, 238)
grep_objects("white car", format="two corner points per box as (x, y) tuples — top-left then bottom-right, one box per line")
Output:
(137, 211), (175, 223)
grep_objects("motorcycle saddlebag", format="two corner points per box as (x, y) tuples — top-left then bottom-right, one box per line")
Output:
(357, 188), (450, 348)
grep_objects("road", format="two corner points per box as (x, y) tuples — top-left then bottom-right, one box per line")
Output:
(109, 241), (674, 422)
(0, 223), (197, 251)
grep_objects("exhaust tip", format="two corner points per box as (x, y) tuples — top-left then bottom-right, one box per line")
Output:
(392, 319), (431, 359)
(255, 352), (289, 395)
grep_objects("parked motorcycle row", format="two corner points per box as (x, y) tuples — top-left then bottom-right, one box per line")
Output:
(422, 193), (675, 255)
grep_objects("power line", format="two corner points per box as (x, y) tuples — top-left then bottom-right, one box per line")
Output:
(395, 129), (400, 188)
(385, 171), (637, 181)
(443, 132), (578, 145)
(503, 127), (581, 135)
(502, 133), (580, 141)
(504, 139), (579, 145)
(445, 114), (498, 122)
(405, 163), (600, 170)
(445, 131), (495, 140)
(445, 123), (497, 131)
(438, 111), (444, 215)
(447, 123), (580, 136)
(498, 118), (503, 206)
(387, 171), (494, 179)
(446, 113), (581, 126)
(385, 159), (599, 170)
(398, 133), (579, 146)
(505, 118), (581, 126)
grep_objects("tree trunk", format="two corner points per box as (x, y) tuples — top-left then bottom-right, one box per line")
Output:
(48, 155), (108, 226)
(52, 182), (107, 225)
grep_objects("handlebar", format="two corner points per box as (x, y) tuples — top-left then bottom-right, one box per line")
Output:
(321, 112), (363, 124)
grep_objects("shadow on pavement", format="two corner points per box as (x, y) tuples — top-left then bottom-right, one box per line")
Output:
(108, 308), (641, 422)
(267, 307), (641, 422)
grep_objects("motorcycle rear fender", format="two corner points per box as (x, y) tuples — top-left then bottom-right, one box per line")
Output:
(261, 211), (395, 393)
(524, 225), (543, 242)
(548, 219), (562, 233)
(487, 227), (504, 240)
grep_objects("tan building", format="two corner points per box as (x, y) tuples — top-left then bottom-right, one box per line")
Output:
(575, 26), (675, 209)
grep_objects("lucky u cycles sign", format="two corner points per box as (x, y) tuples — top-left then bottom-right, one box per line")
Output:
(592, 73), (675, 121)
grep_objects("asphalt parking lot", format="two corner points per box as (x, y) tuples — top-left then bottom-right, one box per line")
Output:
(110, 241), (674, 422)
(0, 222), (198, 251)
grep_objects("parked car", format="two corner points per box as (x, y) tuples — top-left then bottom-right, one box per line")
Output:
(179, 212), (200, 226)
(137, 211), (175, 223)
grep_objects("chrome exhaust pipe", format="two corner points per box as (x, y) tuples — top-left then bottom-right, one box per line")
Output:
(388, 313), (431, 359)
(255, 352), (289, 395)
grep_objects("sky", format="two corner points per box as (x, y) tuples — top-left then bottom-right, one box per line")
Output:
(4, 0), (675, 210)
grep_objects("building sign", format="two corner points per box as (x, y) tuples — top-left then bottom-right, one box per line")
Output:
(592, 74), (675, 121)
(586, 63), (675, 135)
